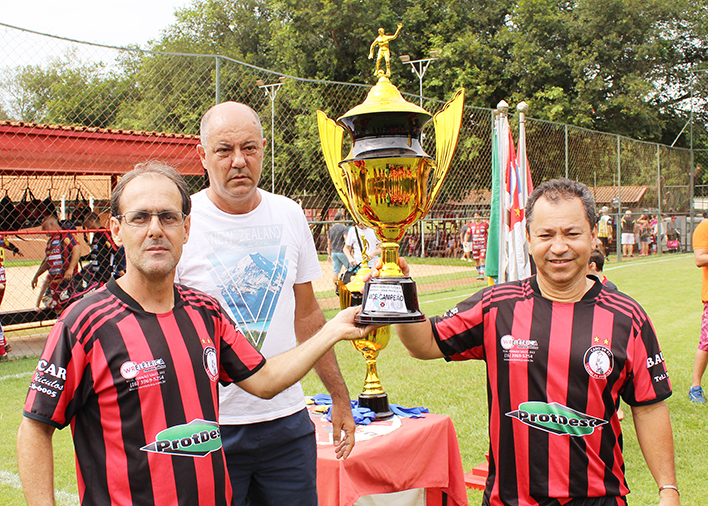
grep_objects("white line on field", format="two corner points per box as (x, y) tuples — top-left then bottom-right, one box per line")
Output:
(0, 371), (32, 381)
(0, 470), (79, 505)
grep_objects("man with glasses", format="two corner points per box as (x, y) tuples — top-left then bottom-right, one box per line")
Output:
(176, 101), (355, 506)
(17, 162), (372, 505)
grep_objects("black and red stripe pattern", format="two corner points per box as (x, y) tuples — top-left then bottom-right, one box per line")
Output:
(24, 279), (265, 505)
(430, 277), (671, 506)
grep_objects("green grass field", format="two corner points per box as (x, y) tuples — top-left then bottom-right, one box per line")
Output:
(0, 252), (704, 505)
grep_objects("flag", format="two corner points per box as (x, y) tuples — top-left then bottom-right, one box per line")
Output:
(504, 122), (532, 281)
(485, 111), (501, 281)
(488, 102), (533, 283)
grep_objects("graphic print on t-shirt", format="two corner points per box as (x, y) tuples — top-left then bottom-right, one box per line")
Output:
(204, 224), (288, 351)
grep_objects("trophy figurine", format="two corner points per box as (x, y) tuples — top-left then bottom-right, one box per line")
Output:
(318, 24), (465, 325)
(338, 246), (393, 419)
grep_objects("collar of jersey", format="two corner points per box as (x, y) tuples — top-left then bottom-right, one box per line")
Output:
(106, 278), (184, 314)
(529, 275), (603, 302)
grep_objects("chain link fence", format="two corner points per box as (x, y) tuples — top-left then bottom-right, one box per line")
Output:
(0, 22), (705, 337)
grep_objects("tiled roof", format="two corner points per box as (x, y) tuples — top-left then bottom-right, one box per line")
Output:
(0, 120), (199, 139)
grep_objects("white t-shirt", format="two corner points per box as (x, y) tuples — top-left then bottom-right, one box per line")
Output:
(345, 226), (379, 268)
(175, 189), (322, 424)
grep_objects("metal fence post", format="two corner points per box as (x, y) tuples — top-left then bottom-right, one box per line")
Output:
(565, 124), (569, 179)
(656, 143), (662, 256)
(616, 135), (622, 261)
(215, 56), (221, 105)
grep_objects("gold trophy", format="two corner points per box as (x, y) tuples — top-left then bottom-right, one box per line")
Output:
(338, 246), (393, 419)
(318, 24), (465, 325)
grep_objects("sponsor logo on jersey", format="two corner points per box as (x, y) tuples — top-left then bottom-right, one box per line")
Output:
(203, 346), (218, 382)
(30, 360), (68, 398)
(141, 419), (222, 457)
(506, 401), (607, 436)
(442, 307), (459, 319)
(120, 358), (166, 380)
(500, 334), (538, 363)
(584, 345), (614, 379)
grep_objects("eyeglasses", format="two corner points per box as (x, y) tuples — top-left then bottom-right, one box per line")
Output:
(116, 210), (186, 228)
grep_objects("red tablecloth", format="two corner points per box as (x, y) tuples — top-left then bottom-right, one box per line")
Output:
(314, 412), (468, 506)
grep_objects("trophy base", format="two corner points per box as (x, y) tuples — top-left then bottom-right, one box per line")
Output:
(359, 393), (393, 420)
(355, 277), (425, 324)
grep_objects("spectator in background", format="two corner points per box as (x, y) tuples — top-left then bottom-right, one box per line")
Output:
(460, 219), (472, 262)
(0, 234), (21, 360)
(690, 212), (708, 404)
(588, 249), (617, 290)
(620, 209), (635, 257)
(637, 213), (651, 256)
(596, 206), (613, 257)
(31, 214), (81, 311)
(112, 246), (126, 279)
(81, 212), (116, 285)
(344, 223), (381, 269)
(469, 212), (489, 279)
(327, 211), (349, 294)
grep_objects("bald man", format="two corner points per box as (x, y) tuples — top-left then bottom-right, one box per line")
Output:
(175, 102), (355, 506)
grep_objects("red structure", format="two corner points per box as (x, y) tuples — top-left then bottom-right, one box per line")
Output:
(0, 120), (202, 176)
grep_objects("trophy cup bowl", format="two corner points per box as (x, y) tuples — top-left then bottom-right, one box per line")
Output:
(339, 263), (393, 419)
(318, 78), (465, 324)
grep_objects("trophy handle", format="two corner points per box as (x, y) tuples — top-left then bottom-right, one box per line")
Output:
(424, 89), (465, 214)
(317, 111), (359, 221)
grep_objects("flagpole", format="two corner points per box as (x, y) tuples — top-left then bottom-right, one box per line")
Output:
(497, 101), (509, 283)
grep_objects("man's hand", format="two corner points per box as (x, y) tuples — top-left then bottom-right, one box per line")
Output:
(658, 488), (680, 506)
(330, 397), (356, 459)
(62, 270), (73, 281)
(31, 276), (39, 290)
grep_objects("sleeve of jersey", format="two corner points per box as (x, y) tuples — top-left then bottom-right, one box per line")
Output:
(621, 313), (672, 406)
(22, 319), (89, 429)
(216, 310), (266, 383)
(429, 289), (487, 362)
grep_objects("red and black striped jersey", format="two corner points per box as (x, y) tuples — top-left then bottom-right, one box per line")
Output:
(430, 276), (672, 506)
(24, 279), (266, 506)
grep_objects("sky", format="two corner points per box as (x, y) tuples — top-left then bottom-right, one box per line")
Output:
(1, 0), (190, 47)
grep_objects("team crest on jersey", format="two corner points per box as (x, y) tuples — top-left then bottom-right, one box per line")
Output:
(583, 345), (614, 379)
(203, 346), (218, 382)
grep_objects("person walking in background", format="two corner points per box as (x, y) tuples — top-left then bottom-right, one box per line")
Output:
(327, 211), (348, 294)
(0, 234), (21, 359)
(620, 209), (635, 257)
(690, 212), (708, 404)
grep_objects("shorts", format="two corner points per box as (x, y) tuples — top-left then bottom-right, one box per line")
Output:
(472, 248), (486, 261)
(0, 266), (5, 284)
(621, 233), (635, 245)
(331, 252), (347, 278)
(463, 242), (472, 253)
(221, 409), (317, 506)
(700, 302), (708, 352)
(599, 237), (610, 250)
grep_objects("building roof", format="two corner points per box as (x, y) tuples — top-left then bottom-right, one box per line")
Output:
(0, 121), (202, 176)
(588, 185), (648, 205)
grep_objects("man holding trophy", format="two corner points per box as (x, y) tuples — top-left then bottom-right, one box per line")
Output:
(319, 25), (680, 506)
